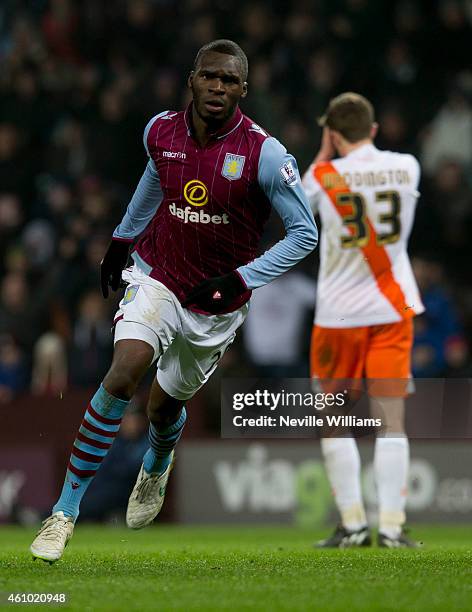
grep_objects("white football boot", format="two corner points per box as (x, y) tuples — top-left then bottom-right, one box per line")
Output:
(126, 452), (174, 529)
(30, 511), (75, 563)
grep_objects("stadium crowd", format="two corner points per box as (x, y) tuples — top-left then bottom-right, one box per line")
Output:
(1, 0), (472, 403)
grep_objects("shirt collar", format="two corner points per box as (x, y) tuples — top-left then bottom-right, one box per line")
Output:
(184, 103), (243, 141)
(345, 142), (378, 160)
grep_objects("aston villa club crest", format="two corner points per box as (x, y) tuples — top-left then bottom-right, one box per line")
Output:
(221, 153), (245, 181)
(122, 285), (139, 305)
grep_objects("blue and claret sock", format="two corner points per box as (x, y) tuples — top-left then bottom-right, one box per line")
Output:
(143, 407), (187, 475)
(52, 384), (128, 520)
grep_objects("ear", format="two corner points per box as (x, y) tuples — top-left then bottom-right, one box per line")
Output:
(187, 71), (194, 89)
(241, 81), (248, 98)
(371, 122), (378, 140)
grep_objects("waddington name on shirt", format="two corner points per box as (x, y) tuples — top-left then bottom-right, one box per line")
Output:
(232, 414), (382, 428)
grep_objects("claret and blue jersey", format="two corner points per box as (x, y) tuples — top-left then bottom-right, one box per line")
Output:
(114, 104), (318, 312)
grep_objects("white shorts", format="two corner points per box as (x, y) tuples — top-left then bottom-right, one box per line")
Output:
(113, 265), (248, 401)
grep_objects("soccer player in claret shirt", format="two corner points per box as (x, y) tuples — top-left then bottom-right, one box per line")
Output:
(302, 93), (423, 548)
(30, 39), (318, 562)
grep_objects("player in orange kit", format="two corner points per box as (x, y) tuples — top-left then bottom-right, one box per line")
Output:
(303, 93), (424, 548)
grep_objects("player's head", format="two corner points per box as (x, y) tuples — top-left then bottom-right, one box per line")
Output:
(189, 39), (248, 127)
(319, 92), (378, 154)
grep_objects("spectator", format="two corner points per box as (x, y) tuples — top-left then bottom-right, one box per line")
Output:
(0, 0), (470, 394)
(422, 160), (472, 278)
(421, 86), (472, 174)
(243, 271), (316, 378)
(0, 272), (43, 351)
(0, 333), (28, 402)
(0, 123), (34, 203)
(68, 290), (114, 387)
(31, 332), (68, 395)
(0, 193), (23, 273)
(375, 105), (415, 153)
(412, 257), (465, 377)
(22, 219), (56, 272)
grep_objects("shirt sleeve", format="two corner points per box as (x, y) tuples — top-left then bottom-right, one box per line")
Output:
(302, 163), (323, 214)
(406, 154), (421, 196)
(236, 137), (318, 290)
(113, 115), (164, 240)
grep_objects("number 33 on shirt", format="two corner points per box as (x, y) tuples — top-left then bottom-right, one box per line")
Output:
(302, 144), (424, 328)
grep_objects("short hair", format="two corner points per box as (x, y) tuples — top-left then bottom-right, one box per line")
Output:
(319, 92), (375, 143)
(193, 39), (248, 81)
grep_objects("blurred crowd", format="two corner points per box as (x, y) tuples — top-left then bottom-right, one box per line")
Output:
(1, 0), (472, 404)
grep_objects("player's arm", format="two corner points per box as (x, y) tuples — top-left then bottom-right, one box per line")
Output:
(302, 126), (335, 214)
(312, 126), (336, 165)
(112, 160), (163, 241)
(182, 138), (318, 312)
(236, 137), (318, 288)
(101, 116), (164, 298)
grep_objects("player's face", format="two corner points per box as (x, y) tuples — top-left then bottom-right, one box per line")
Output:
(189, 52), (247, 126)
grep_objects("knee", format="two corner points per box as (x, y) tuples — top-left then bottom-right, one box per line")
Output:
(103, 365), (140, 400)
(146, 400), (161, 424)
(146, 395), (182, 427)
(103, 341), (154, 400)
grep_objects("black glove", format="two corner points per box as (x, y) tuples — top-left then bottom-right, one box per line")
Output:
(182, 271), (247, 314)
(100, 238), (132, 298)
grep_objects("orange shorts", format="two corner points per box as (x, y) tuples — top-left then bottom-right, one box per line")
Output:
(310, 319), (413, 397)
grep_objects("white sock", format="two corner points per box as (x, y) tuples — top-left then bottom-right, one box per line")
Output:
(375, 436), (409, 539)
(320, 437), (367, 531)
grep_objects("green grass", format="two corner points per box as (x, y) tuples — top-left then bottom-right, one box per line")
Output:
(1, 525), (471, 611)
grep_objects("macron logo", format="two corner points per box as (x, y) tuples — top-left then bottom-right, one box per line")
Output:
(249, 123), (268, 137)
(163, 151), (187, 159)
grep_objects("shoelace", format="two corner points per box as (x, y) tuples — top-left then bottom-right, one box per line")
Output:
(36, 517), (71, 542)
(136, 473), (161, 503)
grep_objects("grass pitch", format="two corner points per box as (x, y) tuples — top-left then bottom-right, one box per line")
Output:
(1, 525), (471, 611)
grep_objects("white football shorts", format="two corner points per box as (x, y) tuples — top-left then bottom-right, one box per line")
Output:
(113, 265), (248, 400)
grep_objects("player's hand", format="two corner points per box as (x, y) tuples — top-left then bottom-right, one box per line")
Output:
(100, 238), (132, 298)
(182, 272), (247, 314)
(314, 127), (336, 163)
